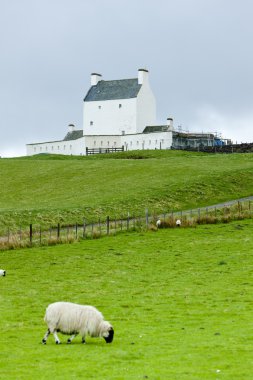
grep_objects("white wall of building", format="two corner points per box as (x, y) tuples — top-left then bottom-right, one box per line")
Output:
(136, 79), (156, 133)
(83, 98), (137, 136)
(26, 137), (86, 156)
(122, 131), (172, 151)
(85, 135), (122, 149)
(84, 131), (172, 151)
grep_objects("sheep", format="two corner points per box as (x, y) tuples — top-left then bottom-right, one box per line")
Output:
(176, 219), (181, 227)
(0, 269), (6, 277)
(156, 219), (161, 227)
(42, 301), (114, 345)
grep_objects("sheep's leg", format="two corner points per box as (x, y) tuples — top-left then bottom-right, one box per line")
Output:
(42, 329), (50, 344)
(67, 334), (76, 344)
(53, 330), (61, 344)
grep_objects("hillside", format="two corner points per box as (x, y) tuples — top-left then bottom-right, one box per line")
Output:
(0, 150), (253, 232)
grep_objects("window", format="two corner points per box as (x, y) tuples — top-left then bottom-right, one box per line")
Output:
(130, 141), (132, 146)
(122, 130), (125, 135)
(90, 121), (93, 126)
(107, 141), (110, 146)
(149, 140), (151, 145)
(94, 141), (96, 146)
(70, 145), (72, 150)
(64, 145), (66, 150)
(98, 105), (101, 109)
(101, 141), (103, 146)
(34, 147), (36, 152)
(119, 104), (122, 108)
(58, 146), (60, 150)
(137, 141), (139, 146)
(51, 146), (54, 151)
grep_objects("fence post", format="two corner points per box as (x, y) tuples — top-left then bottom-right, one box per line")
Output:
(83, 219), (86, 239)
(238, 201), (241, 215)
(57, 223), (60, 240)
(99, 218), (101, 236)
(127, 213), (130, 230)
(30, 224), (33, 244)
(106, 216), (110, 235)
(145, 209), (149, 227)
(40, 226), (42, 244)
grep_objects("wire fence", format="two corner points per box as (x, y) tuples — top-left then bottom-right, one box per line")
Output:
(0, 200), (252, 250)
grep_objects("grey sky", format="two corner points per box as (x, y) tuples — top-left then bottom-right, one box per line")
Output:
(1, 0), (253, 157)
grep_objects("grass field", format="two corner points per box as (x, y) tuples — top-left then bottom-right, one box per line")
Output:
(1, 219), (253, 379)
(1, 150), (253, 234)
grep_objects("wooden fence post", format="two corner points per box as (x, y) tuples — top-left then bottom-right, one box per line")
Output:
(57, 223), (60, 239)
(106, 216), (110, 235)
(75, 223), (78, 239)
(145, 209), (149, 227)
(83, 220), (86, 238)
(30, 224), (33, 244)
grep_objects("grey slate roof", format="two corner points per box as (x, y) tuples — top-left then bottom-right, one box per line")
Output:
(63, 130), (83, 141)
(143, 125), (169, 133)
(84, 79), (142, 102)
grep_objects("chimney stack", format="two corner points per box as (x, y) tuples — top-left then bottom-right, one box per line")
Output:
(68, 123), (75, 133)
(167, 117), (173, 130)
(138, 68), (149, 85)
(91, 73), (102, 86)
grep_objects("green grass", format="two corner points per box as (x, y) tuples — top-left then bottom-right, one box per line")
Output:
(1, 219), (253, 379)
(1, 150), (253, 233)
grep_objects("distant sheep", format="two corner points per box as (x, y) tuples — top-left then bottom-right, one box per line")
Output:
(0, 269), (6, 277)
(176, 219), (181, 227)
(156, 219), (161, 227)
(42, 302), (114, 345)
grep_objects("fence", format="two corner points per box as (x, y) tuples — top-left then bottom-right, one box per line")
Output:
(86, 146), (124, 155)
(0, 200), (252, 250)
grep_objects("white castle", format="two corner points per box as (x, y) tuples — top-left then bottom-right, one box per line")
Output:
(26, 69), (173, 156)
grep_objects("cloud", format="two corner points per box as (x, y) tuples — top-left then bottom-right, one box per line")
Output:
(189, 105), (253, 143)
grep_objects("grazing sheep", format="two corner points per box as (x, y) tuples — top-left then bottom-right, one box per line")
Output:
(42, 302), (114, 345)
(176, 219), (181, 227)
(156, 219), (161, 227)
(0, 269), (6, 277)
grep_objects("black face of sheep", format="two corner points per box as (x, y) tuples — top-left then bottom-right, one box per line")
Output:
(104, 327), (114, 343)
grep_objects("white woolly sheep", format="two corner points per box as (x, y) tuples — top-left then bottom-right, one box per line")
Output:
(0, 269), (6, 277)
(156, 219), (161, 227)
(176, 219), (181, 227)
(42, 302), (114, 345)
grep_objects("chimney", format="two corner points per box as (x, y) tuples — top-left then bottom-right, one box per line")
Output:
(68, 123), (75, 133)
(91, 73), (102, 86)
(138, 68), (149, 85)
(167, 117), (173, 130)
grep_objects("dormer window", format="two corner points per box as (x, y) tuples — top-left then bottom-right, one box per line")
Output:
(90, 121), (93, 126)
(98, 105), (101, 109)
(119, 104), (122, 108)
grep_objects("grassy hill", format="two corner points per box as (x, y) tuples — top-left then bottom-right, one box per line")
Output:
(1, 220), (253, 379)
(0, 150), (253, 233)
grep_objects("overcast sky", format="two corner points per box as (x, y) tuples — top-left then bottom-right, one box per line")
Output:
(1, 0), (253, 157)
